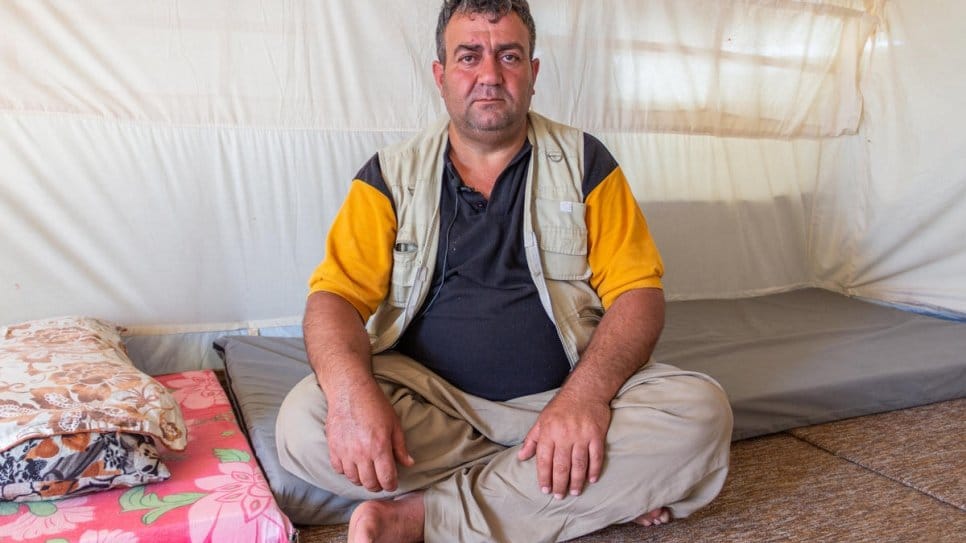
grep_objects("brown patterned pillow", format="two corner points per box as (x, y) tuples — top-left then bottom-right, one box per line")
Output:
(0, 432), (170, 501)
(0, 316), (187, 500)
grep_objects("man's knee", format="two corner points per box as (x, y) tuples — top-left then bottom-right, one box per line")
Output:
(615, 369), (733, 449)
(275, 374), (329, 477)
(680, 375), (733, 443)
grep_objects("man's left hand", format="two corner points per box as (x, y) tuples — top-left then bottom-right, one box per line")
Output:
(517, 391), (612, 498)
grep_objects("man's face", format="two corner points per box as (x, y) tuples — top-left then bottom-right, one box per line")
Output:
(433, 11), (539, 140)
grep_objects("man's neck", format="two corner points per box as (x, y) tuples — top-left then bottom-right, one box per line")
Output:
(446, 121), (529, 198)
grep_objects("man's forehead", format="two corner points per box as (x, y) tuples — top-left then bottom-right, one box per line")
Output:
(444, 12), (529, 51)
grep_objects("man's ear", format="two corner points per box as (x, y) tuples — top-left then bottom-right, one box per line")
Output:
(433, 60), (445, 92)
(530, 57), (540, 95)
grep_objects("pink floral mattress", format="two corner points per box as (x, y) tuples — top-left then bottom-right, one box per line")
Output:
(0, 370), (296, 543)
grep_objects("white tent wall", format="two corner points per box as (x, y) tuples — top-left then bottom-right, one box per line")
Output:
(1, 1), (963, 373)
(811, 1), (966, 316)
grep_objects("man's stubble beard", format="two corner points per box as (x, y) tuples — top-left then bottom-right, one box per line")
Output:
(464, 105), (517, 133)
(458, 91), (532, 136)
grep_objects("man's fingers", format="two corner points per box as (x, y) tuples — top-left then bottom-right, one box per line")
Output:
(330, 453), (345, 475)
(518, 425), (540, 461)
(588, 439), (605, 484)
(342, 462), (361, 486)
(517, 437), (537, 461)
(335, 446), (403, 492)
(357, 461), (382, 492)
(535, 441), (554, 494)
(392, 425), (415, 468)
(551, 444), (572, 498)
(374, 455), (399, 492)
(569, 446), (589, 496)
(363, 439), (399, 492)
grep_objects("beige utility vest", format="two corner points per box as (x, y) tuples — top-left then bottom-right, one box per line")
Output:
(367, 112), (603, 367)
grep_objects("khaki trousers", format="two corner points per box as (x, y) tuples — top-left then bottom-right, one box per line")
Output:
(276, 354), (733, 543)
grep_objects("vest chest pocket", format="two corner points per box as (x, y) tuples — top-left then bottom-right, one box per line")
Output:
(389, 242), (419, 308)
(535, 198), (591, 281)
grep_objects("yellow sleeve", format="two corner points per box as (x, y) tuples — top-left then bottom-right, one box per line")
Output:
(585, 167), (664, 309)
(307, 180), (396, 321)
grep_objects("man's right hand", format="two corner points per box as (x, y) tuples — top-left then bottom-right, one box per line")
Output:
(303, 291), (414, 493)
(325, 379), (415, 493)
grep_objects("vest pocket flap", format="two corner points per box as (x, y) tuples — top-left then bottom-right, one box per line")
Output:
(540, 250), (591, 280)
(537, 227), (588, 255)
(536, 227), (590, 280)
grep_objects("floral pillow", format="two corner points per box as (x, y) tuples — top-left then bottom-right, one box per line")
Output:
(0, 316), (187, 501)
(1, 432), (169, 501)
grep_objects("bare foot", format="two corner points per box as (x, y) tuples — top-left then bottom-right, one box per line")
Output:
(633, 507), (672, 527)
(347, 493), (425, 543)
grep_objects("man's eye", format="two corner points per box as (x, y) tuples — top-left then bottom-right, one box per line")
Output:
(502, 54), (520, 63)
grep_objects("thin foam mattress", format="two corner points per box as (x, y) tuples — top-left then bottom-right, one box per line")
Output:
(215, 288), (966, 524)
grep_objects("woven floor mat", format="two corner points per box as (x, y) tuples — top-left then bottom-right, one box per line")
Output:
(566, 434), (962, 543)
(789, 398), (966, 511)
(297, 433), (964, 543)
(298, 523), (346, 543)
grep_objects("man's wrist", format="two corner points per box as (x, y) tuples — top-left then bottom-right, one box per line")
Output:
(555, 377), (615, 409)
(319, 364), (380, 403)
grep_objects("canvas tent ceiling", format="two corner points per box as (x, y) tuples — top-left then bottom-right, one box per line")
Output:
(1, 0), (964, 371)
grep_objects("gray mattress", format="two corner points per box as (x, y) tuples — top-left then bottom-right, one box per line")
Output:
(215, 288), (966, 525)
(214, 336), (357, 525)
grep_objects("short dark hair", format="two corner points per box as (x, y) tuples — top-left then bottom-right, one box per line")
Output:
(435, 0), (537, 63)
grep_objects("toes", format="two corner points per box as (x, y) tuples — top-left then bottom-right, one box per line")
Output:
(633, 507), (672, 527)
(650, 508), (672, 526)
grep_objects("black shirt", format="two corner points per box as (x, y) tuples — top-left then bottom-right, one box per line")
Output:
(395, 140), (572, 400)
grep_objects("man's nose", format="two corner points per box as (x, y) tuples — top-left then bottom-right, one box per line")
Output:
(478, 55), (503, 85)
